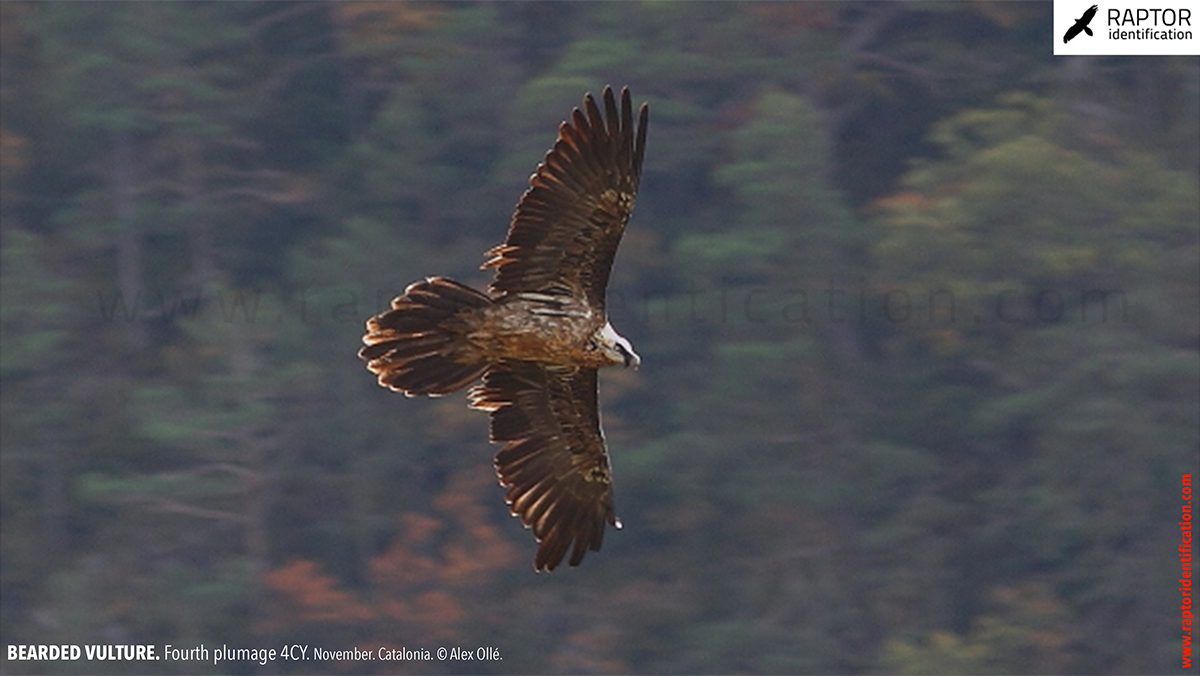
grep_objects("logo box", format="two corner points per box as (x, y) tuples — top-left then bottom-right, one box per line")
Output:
(1055, 0), (1200, 55)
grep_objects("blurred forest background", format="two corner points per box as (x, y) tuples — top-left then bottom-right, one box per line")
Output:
(1, 2), (1197, 674)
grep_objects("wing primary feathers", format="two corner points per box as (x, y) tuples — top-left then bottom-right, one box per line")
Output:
(603, 87), (621, 162)
(484, 362), (617, 571)
(635, 102), (648, 177)
(527, 486), (560, 530)
(536, 497), (574, 541)
(569, 515), (595, 567)
(584, 93), (604, 143)
(618, 87), (634, 175)
(485, 86), (648, 312)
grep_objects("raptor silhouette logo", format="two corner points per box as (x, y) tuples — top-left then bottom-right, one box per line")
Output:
(1064, 4), (1099, 43)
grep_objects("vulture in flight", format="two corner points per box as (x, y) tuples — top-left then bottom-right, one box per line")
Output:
(359, 86), (648, 571)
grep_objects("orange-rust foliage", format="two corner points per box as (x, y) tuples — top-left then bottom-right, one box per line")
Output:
(264, 467), (517, 650)
(332, 1), (444, 39)
(747, 2), (837, 32)
(326, 1), (447, 93)
(0, 129), (27, 209)
(264, 559), (375, 624)
(548, 623), (630, 674)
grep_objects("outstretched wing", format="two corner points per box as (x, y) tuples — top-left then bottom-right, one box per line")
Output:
(469, 360), (620, 571)
(483, 86), (648, 313)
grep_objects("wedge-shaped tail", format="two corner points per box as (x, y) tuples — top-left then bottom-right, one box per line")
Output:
(360, 277), (492, 396)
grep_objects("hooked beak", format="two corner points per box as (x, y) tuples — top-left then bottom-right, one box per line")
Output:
(624, 349), (641, 370)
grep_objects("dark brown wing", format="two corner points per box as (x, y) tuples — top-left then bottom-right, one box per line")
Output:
(469, 360), (620, 571)
(483, 86), (648, 313)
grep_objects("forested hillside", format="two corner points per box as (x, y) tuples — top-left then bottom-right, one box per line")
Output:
(1, 3), (1197, 674)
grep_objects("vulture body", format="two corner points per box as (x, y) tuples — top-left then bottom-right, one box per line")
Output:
(360, 87), (648, 571)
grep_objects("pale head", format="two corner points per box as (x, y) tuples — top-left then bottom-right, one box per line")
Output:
(597, 321), (640, 369)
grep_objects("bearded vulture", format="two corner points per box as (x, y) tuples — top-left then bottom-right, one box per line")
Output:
(359, 86), (648, 571)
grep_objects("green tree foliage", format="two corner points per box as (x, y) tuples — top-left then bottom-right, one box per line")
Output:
(869, 92), (1198, 672)
(1, 2), (1196, 674)
(881, 582), (1074, 675)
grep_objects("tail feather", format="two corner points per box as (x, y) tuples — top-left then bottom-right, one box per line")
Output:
(362, 331), (450, 362)
(380, 355), (485, 396)
(360, 277), (492, 396)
